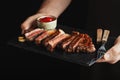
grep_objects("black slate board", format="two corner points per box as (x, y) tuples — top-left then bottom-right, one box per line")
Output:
(7, 25), (115, 66)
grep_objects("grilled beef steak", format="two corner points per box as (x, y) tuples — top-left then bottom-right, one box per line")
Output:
(24, 28), (96, 53)
(35, 29), (56, 44)
(60, 31), (79, 50)
(42, 29), (65, 46)
(47, 34), (70, 52)
(25, 28), (44, 41)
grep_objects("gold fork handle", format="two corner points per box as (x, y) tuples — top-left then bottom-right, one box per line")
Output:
(102, 30), (110, 42)
(97, 28), (103, 43)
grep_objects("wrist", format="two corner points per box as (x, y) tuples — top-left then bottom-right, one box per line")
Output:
(37, 10), (59, 18)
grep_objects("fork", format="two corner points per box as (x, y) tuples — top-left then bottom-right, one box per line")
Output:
(96, 29), (110, 59)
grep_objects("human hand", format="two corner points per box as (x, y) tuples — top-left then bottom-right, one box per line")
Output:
(97, 36), (120, 64)
(21, 13), (47, 34)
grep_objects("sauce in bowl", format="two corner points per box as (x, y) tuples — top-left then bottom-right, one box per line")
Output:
(37, 16), (57, 30)
(39, 17), (55, 22)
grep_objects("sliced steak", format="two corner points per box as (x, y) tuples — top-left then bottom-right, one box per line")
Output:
(35, 29), (56, 44)
(76, 34), (96, 53)
(61, 31), (79, 50)
(66, 34), (84, 53)
(42, 29), (65, 46)
(25, 28), (44, 41)
(47, 34), (70, 52)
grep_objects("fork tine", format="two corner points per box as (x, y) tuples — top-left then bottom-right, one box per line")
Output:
(97, 43), (106, 58)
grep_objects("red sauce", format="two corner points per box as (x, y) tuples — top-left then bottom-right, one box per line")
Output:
(39, 17), (55, 22)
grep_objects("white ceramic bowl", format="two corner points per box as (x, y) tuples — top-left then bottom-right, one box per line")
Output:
(37, 15), (57, 30)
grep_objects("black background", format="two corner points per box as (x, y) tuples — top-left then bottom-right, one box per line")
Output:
(1, 0), (120, 79)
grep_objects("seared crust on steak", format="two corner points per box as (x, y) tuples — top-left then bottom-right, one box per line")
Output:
(42, 29), (65, 46)
(60, 31), (79, 50)
(66, 34), (84, 53)
(35, 29), (56, 44)
(25, 28), (44, 41)
(47, 34), (70, 52)
(76, 34), (96, 53)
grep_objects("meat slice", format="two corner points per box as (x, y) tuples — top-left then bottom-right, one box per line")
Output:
(35, 29), (56, 44)
(86, 42), (96, 53)
(84, 34), (96, 53)
(60, 31), (79, 50)
(42, 29), (65, 46)
(25, 28), (44, 41)
(25, 28), (43, 37)
(66, 34), (84, 53)
(47, 34), (70, 52)
(76, 34), (96, 53)
(76, 34), (88, 53)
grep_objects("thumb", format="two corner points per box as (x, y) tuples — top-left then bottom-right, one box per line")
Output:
(21, 16), (35, 31)
(104, 52), (111, 61)
(21, 14), (41, 34)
